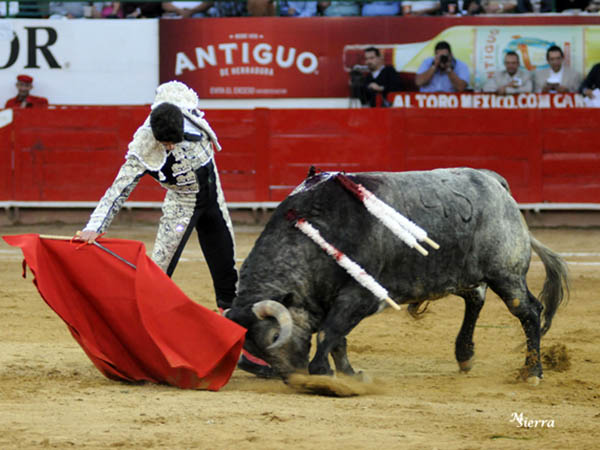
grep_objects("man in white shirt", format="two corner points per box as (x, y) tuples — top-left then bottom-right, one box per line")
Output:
(483, 51), (532, 94)
(533, 45), (582, 93)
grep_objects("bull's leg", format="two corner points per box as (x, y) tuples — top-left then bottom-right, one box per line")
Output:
(330, 337), (355, 376)
(308, 290), (378, 376)
(308, 328), (336, 376)
(490, 280), (544, 384)
(455, 285), (487, 372)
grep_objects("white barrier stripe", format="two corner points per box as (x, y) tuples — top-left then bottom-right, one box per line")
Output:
(566, 262), (600, 266)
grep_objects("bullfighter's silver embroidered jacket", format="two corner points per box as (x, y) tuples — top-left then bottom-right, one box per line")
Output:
(83, 81), (234, 271)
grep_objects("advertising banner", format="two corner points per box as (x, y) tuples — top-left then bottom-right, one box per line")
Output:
(160, 16), (600, 99)
(0, 19), (158, 106)
(160, 18), (332, 99)
(390, 92), (589, 109)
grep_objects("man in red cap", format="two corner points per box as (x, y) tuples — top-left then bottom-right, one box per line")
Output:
(5, 74), (49, 109)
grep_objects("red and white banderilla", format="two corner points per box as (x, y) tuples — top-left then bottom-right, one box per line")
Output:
(286, 212), (401, 311)
(336, 173), (440, 256)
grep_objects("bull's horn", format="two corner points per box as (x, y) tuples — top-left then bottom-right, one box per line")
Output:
(251, 300), (293, 349)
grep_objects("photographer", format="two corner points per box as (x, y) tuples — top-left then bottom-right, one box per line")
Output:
(482, 51), (532, 95)
(415, 41), (469, 93)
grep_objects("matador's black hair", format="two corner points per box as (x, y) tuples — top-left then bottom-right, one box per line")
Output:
(150, 102), (184, 143)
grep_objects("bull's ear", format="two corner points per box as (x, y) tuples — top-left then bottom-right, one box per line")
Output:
(273, 292), (294, 308)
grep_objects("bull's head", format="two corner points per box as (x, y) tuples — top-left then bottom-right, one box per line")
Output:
(225, 298), (312, 378)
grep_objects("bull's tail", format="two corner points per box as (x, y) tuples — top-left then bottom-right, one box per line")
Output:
(530, 235), (570, 336)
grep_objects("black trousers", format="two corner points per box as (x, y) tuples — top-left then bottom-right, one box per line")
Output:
(165, 162), (238, 309)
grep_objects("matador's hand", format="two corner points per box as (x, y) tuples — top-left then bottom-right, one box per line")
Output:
(74, 230), (100, 244)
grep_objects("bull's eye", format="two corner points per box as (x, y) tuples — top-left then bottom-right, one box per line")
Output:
(272, 332), (280, 344)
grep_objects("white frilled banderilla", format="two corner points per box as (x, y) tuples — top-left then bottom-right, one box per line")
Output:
(285, 175), (439, 311)
(335, 173), (439, 256)
(286, 212), (402, 311)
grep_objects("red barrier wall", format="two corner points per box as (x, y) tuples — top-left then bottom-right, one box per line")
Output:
(0, 113), (13, 200)
(2, 105), (599, 204)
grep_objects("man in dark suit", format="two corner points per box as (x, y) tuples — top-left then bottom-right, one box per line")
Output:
(361, 46), (401, 108)
(580, 62), (600, 99)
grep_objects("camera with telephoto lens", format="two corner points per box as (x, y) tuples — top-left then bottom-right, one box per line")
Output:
(349, 64), (368, 99)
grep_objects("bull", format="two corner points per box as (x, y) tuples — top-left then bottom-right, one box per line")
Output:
(225, 168), (569, 384)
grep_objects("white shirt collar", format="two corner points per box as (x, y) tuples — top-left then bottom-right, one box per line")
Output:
(547, 66), (564, 83)
(371, 67), (383, 79)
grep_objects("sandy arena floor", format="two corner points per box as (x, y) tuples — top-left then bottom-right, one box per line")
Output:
(1, 223), (599, 449)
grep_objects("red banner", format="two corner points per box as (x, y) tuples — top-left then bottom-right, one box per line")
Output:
(159, 16), (600, 99)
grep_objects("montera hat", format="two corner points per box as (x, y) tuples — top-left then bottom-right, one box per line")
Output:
(17, 74), (33, 84)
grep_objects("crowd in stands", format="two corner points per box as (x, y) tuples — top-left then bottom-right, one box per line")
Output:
(355, 42), (599, 107)
(4, 0), (600, 18)
(6, 45), (600, 109)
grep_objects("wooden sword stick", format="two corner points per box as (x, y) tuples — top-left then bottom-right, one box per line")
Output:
(39, 234), (136, 269)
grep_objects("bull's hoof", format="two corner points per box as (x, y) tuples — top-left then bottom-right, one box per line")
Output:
(458, 358), (474, 373)
(527, 376), (541, 386)
(353, 371), (372, 383)
(308, 361), (334, 376)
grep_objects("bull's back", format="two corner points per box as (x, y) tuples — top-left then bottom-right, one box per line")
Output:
(241, 168), (529, 304)
(352, 168), (530, 300)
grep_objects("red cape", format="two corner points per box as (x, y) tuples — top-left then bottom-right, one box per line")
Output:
(3, 234), (245, 390)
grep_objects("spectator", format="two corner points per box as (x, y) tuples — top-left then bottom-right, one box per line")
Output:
(588, 0), (600, 11)
(5, 74), (48, 109)
(165, 2), (205, 17)
(441, 0), (483, 14)
(123, 2), (187, 18)
(247, 0), (275, 15)
(318, 1), (360, 16)
(361, 1), (402, 15)
(95, 2), (123, 18)
(360, 46), (401, 107)
(518, 0), (592, 12)
(279, 0), (318, 15)
(415, 41), (469, 92)
(401, 0), (440, 14)
(533, 45), (582, 93)
(481, 0), (518, 13)
(187, 1), (246, 16)
(49, 2), (98, 18)
(542, 0), (590, 11)
(579, 62), (600, 103)
(482, 51), (532, 94)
